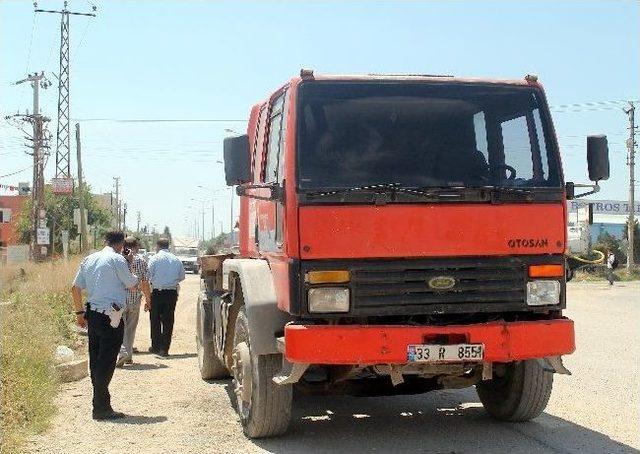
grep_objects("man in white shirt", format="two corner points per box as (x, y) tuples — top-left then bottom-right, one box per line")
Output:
(71, 230), (138, 420)
(147, 237), (185, 356)
(606, 250), (616, 286)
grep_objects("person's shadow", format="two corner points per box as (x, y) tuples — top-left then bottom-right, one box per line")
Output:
(111, 415), (167, 425)
(123, 363), (168, 371)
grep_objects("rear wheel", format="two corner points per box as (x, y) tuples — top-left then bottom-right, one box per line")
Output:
(232, 307), (292, 438)
(196, 295), (228, 380)
(476, 360), (553, 421)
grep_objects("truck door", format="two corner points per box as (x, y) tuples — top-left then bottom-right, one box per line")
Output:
(258, 90), (287, 252)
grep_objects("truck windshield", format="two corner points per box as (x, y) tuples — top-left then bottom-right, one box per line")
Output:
(175, 248), (198, 256)
(297, 82), (561, 191)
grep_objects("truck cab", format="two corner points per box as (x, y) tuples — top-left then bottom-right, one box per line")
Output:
(196, 71), (609, 438)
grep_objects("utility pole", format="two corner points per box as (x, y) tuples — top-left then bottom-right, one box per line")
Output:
(75, 123), (88, 251)
(625, 102), (637, 270)
(13, 72), (50, 261)
(211, 202), (215, 239)
(201, 203), (205, 243)
(123, 203), (128, 232)
(35, 1), (96, 179)
(113, 177), (120, 229)
(136, 211), (141, 234)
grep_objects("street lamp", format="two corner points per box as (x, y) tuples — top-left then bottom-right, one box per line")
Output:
(198, 182), (233, 237)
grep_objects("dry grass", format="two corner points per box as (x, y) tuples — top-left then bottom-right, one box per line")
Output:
(1, 258), (82, 454)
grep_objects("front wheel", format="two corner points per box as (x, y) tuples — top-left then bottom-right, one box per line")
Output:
(232, 308), (292, 438)
(476, 359), (553, 422)
(196, 296), (229, 380)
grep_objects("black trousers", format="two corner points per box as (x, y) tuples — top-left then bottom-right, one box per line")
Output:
(150, 289), (178, 353)
(86, 308), (124, 414)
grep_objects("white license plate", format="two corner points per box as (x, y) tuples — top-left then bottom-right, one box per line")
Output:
(407, 344), (484, 362)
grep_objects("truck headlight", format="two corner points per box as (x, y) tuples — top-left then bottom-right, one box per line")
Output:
(308, 288), (350, 313)
(527, 280), (560, 306)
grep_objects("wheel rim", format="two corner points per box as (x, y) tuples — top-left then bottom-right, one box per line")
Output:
(232, 341), (252, 419)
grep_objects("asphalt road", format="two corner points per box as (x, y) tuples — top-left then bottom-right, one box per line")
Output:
(29, 275), (639, 454)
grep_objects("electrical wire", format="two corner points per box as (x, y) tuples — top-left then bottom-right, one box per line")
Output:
(73, 19), (92, 60)
(72, 118), (248, 123)
(24, 12), (37, 75)
(0, 165), (33, 179)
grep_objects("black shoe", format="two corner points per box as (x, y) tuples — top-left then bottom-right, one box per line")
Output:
(92, 410), (126, 421)
(148, 347), (158, 354)
(156, 350), (169, 358)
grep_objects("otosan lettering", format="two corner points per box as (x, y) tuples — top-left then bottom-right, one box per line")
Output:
(507, 238), (549, 248)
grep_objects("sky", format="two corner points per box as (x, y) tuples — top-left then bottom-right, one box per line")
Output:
(1, 0), (639, 238)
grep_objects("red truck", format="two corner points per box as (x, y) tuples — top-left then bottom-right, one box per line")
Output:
(196, 70), (609, 438)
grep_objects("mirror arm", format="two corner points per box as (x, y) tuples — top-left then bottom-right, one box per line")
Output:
(236, 183), (283, 201)
(571, 182), (601, 199)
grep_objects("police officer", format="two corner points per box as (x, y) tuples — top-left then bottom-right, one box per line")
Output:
(147, 237), (185, 357)
(71, 230), (138, 420)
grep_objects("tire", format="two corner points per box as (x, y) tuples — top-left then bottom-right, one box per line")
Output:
(476, 360), (553, 422)
(232, 307), (292, 438)
(196, 295), (228, 380)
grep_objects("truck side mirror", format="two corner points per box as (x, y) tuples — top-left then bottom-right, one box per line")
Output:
(223, 135), (251, 186)
(587, 135), (610, 182)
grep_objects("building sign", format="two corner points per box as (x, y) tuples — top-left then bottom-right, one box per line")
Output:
(568, 200), (640, 216)
(36, 227), (50, 245)
(51, 177), (74, 195)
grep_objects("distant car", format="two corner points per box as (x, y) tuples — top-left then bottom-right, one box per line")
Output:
(174, 247), (200, 273)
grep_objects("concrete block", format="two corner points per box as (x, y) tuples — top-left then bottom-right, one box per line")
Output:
(55, 357), (88, 382)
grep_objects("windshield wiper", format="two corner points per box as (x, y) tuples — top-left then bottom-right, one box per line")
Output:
(486, 186), (535, 201)
(305, 183), (457, 200)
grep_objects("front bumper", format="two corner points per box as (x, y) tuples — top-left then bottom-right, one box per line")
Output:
(284, 319), (575, 365)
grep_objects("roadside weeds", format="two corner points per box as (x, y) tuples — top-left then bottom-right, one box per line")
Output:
(0, 259), (81, 454)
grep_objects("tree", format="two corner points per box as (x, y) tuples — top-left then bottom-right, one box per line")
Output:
(594, 231), (626, 263)
(16, 184), (112, 253)
(201, 232), (232, 254)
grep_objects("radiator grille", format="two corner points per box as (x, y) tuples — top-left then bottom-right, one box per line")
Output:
(351, 259), (526, 309)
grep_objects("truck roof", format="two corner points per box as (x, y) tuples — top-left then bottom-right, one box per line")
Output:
(292, 71), (539, 87)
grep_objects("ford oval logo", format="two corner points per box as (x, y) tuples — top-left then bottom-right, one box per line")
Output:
(428, 276), (456, 290)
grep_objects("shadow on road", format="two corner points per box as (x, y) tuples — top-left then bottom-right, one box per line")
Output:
(249, 388), (638, 454)
(123, 363), (169, 371)
(112, 415), (168, 425)
(162, 353), (198, 360)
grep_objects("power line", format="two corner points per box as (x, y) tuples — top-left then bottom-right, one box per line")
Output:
(72, 118), (248, 123)
(73, 19), (92, 59)
(550, 99), (640, 113)
(0, 165), (33, 179)
(24, 12), (38, 75)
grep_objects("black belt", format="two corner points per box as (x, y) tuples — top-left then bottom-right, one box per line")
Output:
(86, 303), (122, 314)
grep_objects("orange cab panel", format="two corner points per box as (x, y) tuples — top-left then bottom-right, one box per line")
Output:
(298, 203), (565, 259)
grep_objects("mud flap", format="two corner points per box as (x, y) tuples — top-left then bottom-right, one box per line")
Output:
(273, 358), (309, 385)
(539, 356), (572, 375)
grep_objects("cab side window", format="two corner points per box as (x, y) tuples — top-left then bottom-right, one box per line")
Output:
(264, 93), (286, 183)
(253, 106), (268, 183)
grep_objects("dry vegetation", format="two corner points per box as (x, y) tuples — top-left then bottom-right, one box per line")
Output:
(1, 258), (82, 454)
